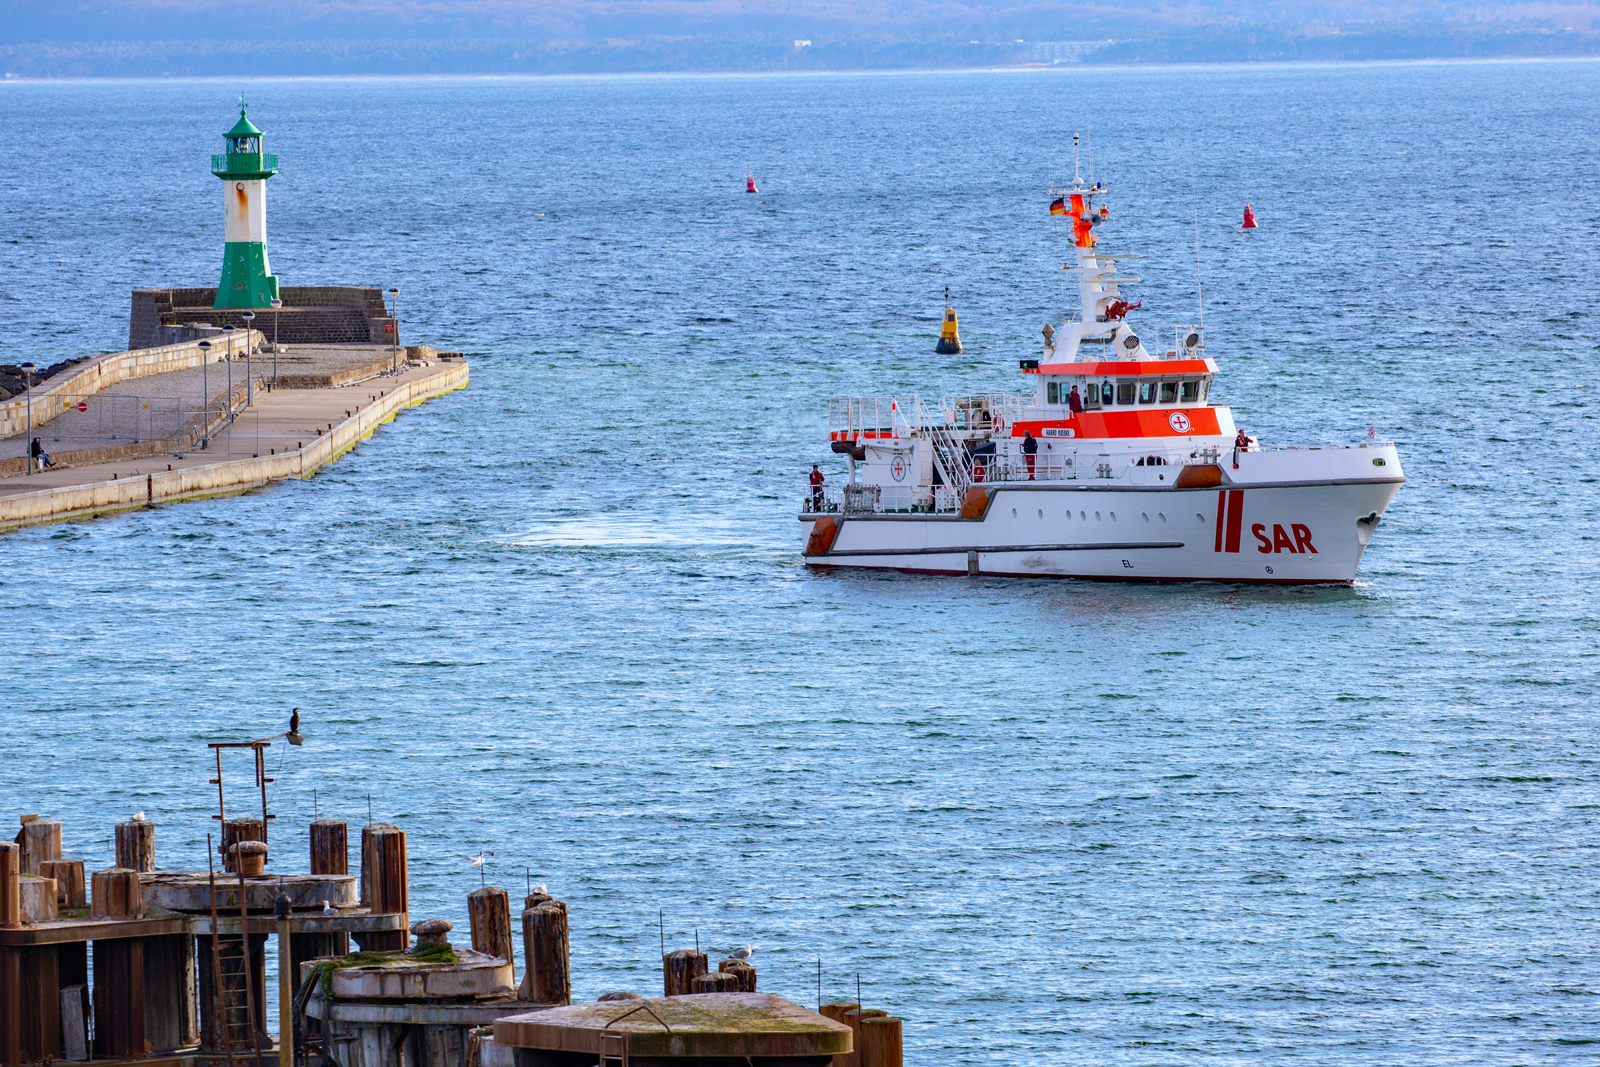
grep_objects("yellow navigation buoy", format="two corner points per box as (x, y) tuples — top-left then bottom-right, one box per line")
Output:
(935, 287), (962, 354)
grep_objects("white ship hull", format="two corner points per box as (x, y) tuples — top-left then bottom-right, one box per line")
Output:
(803, 447), (1404, 585)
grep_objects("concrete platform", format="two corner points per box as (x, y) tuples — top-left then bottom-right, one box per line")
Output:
(140, 870), (357, 914)
(0, 356), (466, 532)
(494, 994), (851, 1063)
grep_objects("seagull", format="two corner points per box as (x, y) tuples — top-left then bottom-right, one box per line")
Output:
(132, 811), (146, 822)
(323, 900), (338, 916)
(462, 851), (494, 867)
(289, 708), (300, 733)
(729, 944), (754, 961)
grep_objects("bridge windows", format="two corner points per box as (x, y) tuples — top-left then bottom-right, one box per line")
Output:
(1180, 380), (1200, 402)
(1047, 381), (1059, 404)
(1161, 381), (1178, 403)
(1138, 382), (1157, 404)
(1116, 382), (1136, 405)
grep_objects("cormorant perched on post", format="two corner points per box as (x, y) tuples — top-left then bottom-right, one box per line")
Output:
(289, 708), (299, 734)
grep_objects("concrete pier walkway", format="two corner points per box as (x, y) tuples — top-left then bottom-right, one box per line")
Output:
(0, 355), (467, 531)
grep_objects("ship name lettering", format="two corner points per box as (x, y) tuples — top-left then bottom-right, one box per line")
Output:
(1252, 523), (1317, 555)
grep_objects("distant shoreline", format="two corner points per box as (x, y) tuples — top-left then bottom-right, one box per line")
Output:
(4, 27), (1598, 80)
(4, 53), (1600, 84)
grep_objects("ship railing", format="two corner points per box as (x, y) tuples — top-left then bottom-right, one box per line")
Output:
(936, 393), (1028, 434)
(828, 397), (920, 441)
(802, 483), (968, 515)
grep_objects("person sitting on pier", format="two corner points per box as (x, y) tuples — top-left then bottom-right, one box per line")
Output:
(1067, 386), (1083, 414)
(29, 436), (51, 471)
(1021, 432), (1038, 480)
(809, 464), (825, 511)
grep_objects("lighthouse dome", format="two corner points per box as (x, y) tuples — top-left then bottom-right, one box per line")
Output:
(225, 108), (264, 140)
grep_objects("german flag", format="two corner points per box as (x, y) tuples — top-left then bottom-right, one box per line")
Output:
(1049, 197), (1066, 216)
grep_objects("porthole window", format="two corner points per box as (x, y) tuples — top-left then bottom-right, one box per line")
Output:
(1037, 509), (1044, 519)
(1158, 512), (1167, 522)
(1141, 512), (1149, 522)
(1196, 512), (1205, 523)
(1080, 511), (1087, 520)
(1011, 507), (1017, 518)
(1095, 511), (1101, 521)
(1110, 511), (1117, 521)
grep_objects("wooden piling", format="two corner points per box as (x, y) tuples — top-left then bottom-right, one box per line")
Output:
(718, 958), (757, 992)
(819, 1000), (860, 1067)
(860, 1016), (903, 1067)
(519, 900), (570, 1004)
(40, 859), (85, 907)
(15, 819), (61, 875)
(691, 970), (741, 993)
(115, 819), (156, 872)
(18, 875), (58, 922)
(230, 841), (268, 877)
(309, 819), (348, 875)
(361, 824), (408, 951)
(92, 938), (149, 1058)
(142, 934), (198, 1053)
(90, 868), (143, 920)
(0, 843), (19, 928)
(663, 948), (708, 996)
(468, 887), (516, 977)
(0, 946), (21, 1067)
(841, 1008), (887, 1067)
(220, 818), (264, 874)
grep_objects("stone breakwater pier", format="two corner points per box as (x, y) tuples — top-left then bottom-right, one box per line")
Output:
(1, 733), (905, 1067)
(0, 331), (467, 532)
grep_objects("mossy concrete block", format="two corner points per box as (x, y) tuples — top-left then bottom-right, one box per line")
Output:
(495, 993), (851, 1060)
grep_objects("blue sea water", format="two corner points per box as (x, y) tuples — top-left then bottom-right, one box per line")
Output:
(2, 60), (1600, 1063)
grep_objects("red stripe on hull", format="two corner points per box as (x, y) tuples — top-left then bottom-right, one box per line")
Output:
(1224, 489), (1244, 553)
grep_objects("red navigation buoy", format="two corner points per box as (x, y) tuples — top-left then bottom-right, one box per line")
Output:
(745, 166), (758, 194)
(1242, 204), (1258, 229)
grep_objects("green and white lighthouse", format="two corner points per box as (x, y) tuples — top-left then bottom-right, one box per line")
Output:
(211, 104), (280, 309)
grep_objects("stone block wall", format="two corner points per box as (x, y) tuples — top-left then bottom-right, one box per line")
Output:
(130, 287), (395, 348)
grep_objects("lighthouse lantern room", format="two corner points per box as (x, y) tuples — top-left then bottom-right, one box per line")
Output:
(211, 103), (280, 309)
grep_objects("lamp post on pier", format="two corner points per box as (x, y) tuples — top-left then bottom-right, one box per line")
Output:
(198, 341), (212, 449)
(386, 288), (400, 375)
(20, 362), (35, 475)
(269, 298), (282, 385)
(241, 310), (256, 407)
(222, 324), (235, 424)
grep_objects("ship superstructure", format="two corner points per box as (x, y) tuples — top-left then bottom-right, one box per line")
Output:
(800, 159), (1403, 584)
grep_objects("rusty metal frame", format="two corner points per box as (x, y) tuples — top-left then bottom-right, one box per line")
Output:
(206, 835), (238, 1067)
(605, 1001), (673, 1033)
(209, 740), (276, 847)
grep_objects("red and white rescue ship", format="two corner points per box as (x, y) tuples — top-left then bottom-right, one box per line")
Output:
(800, 164), (1404, 584)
